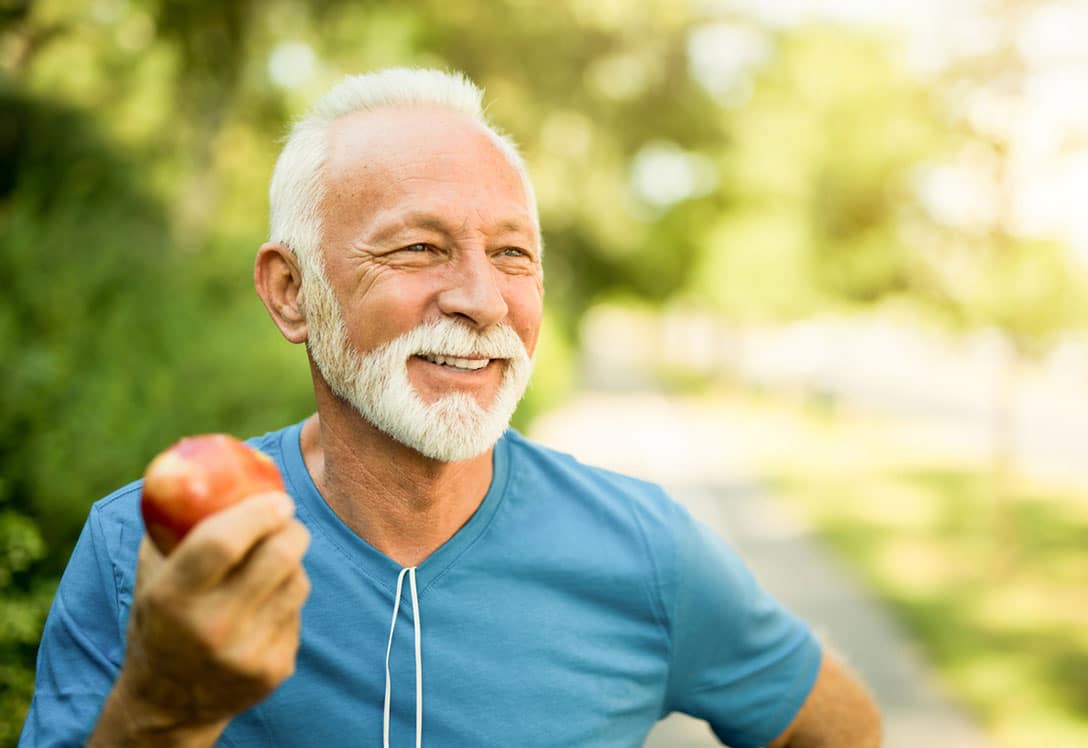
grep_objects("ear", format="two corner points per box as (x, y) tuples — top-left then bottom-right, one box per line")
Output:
(254, 242), (308, 344)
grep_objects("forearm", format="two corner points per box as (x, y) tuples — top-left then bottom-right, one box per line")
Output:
(778, 715), (881, 748)
(88, 671), (228, 748)
(768, 650), (882, 748)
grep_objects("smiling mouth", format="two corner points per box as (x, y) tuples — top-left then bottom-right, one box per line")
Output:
(416, 353), (494, 372)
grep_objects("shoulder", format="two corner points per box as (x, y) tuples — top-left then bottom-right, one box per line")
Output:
(498, 430), (700, 595)
(497, 430), (696, 636)
(87, 478), (144, 563)
(501, 429), (686, 532)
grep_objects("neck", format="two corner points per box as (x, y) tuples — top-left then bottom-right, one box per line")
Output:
(299, 395), (495, 568)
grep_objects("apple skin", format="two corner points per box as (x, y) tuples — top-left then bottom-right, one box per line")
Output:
(140, 434), (286, 554)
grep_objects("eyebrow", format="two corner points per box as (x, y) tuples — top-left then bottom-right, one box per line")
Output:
(369, 211), (535, 243)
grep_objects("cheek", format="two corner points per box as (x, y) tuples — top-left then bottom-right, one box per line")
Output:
(341, 275), (436, 351)
(505, 280), (544, 355)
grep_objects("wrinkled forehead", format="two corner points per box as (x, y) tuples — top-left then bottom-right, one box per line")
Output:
(324, 106), (536, 213)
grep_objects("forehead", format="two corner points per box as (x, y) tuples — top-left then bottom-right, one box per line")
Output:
(321, 107), (535, 235)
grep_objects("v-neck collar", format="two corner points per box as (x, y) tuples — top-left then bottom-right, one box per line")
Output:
(277, 420), (511, 598)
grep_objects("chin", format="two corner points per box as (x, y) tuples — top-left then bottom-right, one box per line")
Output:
(306, 294), (533, 462)
(366, 390), (516, 463)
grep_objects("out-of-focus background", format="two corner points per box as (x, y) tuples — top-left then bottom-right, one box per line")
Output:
(3, 0), (1087, 746)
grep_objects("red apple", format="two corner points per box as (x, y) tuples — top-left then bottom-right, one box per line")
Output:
(141, 434), (285, 554)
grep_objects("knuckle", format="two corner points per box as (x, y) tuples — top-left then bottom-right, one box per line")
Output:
(292, 521), (312, 548)
(284, 521), (311, 554)
(250, 655), (289, 692)
(265, 534), (301, 568)
(274, 653), (297, 684)
(201, 531), (244, 567)
(199, 610), (235, 653)
(142, 579), (174, 612)
(279, 570), (310, 609)
(269, 525), (310, 566)
(295, 573), (312, 601)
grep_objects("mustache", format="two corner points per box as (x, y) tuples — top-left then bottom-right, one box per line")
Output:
(397, 319), (528, 360)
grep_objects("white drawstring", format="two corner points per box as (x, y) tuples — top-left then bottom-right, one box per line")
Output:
(410, 568), (422, 746)
(383, 567), (423, 748)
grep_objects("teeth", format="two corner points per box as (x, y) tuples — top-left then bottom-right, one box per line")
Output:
(421, 354), (490, 371)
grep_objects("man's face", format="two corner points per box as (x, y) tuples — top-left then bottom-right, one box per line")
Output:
(303, 106), (544, 461)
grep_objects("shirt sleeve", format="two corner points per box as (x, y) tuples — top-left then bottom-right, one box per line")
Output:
(662, 502), (822, 748)
(19, 504), (128, 747)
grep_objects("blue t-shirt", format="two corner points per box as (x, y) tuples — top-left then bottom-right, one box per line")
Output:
(20, 422), (820, 748)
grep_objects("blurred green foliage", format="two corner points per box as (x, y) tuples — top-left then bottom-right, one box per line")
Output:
(765, 424), (1088, 748)
(691, 28), (945, 320)
(3, 0), (1087, 743)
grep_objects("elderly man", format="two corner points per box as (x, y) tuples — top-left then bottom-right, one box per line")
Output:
(21, 69), (881, 747)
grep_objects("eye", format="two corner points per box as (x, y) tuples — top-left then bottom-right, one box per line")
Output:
(402, 243), (431, 253)
(501, 247), (528, 258)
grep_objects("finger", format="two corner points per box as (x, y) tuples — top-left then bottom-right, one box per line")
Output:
(222, 595), (304, 690)
(270, 567), (312, 621)
(266, 608), (304, 682)
(166, 492), (295, 590)
(256, 566), (311, 624)
(134, 537), (166, 595)
(228, 567), (310, 643)
(218, 571), (308, 678)
(221, 520), (311, 605)
(135, 537), (163, 578)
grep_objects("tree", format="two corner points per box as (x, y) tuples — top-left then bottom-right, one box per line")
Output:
(907, 0), (1088, 564)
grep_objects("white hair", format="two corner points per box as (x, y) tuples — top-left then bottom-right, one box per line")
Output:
(306, 308), (534, 461)
(268, 67), (538, 288)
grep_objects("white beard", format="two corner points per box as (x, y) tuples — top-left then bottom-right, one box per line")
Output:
(302, 267), (534, 462)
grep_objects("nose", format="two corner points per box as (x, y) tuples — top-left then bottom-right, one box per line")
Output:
(436, 251), (509, 329)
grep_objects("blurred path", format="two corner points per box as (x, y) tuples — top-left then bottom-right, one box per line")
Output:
(582, 312), (1088, 491)
(530, 391), (992, 748)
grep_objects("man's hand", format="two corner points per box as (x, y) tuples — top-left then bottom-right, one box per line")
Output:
(89, 492), (311, 747)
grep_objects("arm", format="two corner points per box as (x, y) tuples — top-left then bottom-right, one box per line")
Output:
(766, 649), (882, 748)
(88, 492), (310, 748)
(658, 498), (879, 748)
